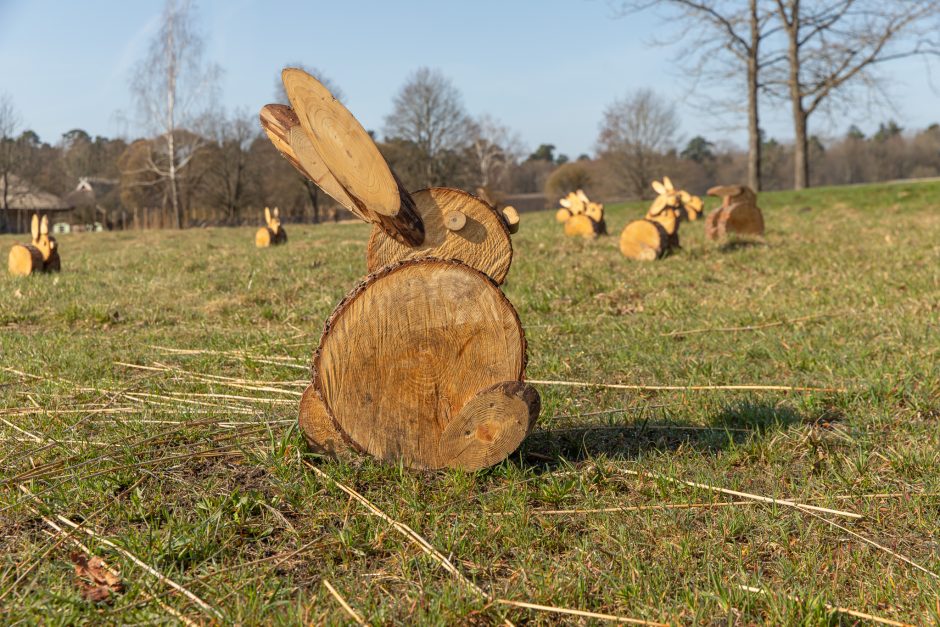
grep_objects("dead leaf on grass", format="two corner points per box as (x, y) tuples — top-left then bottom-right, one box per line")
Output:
(70, 552), (124, 603)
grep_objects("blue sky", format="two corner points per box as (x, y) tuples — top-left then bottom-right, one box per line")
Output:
(1, 0), (937, 156)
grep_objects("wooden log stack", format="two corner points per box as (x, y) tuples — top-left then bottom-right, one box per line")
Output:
(255, 207), (287, 247)
(8, 214), (61, 276)
(705, 185), (765, 240)
(555, 189), (606, 239)
(620, 177), (703, 261)
(262, 68), (539, 470)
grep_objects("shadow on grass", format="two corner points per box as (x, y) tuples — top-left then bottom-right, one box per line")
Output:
(717, 237), (767, 253)
(516, 400), (804, 469)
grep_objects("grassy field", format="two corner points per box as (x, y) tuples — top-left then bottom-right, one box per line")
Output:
(1, 180), (938, 625)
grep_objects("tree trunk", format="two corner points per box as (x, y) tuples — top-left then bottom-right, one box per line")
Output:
(783, 0), (809, 190)
(747, 0), (762, 192)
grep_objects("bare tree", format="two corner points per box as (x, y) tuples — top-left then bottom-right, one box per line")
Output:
(616, 1), (778, 192)
(128, 0), (219, 228)
(384, 68), (473, 187)
(468, 114), (524, 190)
(202, 109), (258, 222)
(596, 89), (680, 198)
(770, 0), (940, 189)
(0, 94), (19, 226)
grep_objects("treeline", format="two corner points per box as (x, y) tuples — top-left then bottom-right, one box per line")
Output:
(2, 93), (938, 231)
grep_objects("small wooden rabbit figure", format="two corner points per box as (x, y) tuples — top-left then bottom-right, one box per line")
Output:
(620, 177), (703, 260)
(8, 214), (61, 276)
(255, 207), (287, 247)
(705, 185), (764, 240)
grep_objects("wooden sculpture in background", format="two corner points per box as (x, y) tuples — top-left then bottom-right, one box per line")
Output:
(705, 185), (764, 240)
(555, 189), (606, 239)
(255, 207), (287, 247)
(620, 177), (703, 261)
(262, 68), (538, 470)
(8, 214), (61, 276)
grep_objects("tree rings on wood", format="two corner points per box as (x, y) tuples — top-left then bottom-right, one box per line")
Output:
(313, 259), (528, 469)
(620, 219), (669, 260)
(366, 188), (513, 284)
(438, 381), (540, 470)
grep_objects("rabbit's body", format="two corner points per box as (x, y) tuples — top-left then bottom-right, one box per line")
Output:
(8, 215), (60, 276)
(705, 185), (764, 240)
(255, 207), (287, 247)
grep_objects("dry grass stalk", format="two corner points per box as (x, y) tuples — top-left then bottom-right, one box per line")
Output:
(799, 509), (938, 580)
(523, 501), (754, 516)
(16, 485), (207, 624)
(303, 460), (662, 625)
(737, 584), (914, 627)
(322, 579), (367, 625)
(528, 379), (849, 393)
(661, 312), (837, 337)
(617, 468), (862, 519)
(495, 598), (667, 626)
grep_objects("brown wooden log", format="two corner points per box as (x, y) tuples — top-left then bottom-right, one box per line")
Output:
(620, 219), (670, 260)
(555, 208), (572, 223)
(312, 258), (530, 470)
(8, 244), (44, 276)
(281, 68), (424, 246)
(563, 213), (601, 239)
(366, 187), (513, 284)
(705, 185), (765, 240)
(255, 226), (286, 247)
(299, 384), (350, 455)
(500, 205), (520, 234)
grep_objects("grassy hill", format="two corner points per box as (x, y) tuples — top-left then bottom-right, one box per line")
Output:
(1, 180), (938, 624)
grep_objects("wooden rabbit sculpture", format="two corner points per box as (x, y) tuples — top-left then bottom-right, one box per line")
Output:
(255, 207), (287, 247)
(620, 177), (703, 261)
(555, 189), (606, 239)
(8, 214), (61, 276)
(262, 67), (539, 470)
(705, 185), (764, 240)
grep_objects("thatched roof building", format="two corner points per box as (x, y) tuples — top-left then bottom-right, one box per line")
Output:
(0, 174), (73, 234)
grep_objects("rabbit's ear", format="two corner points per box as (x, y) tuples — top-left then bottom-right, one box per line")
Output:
(31, 214), (39, 242)
(651, 180), (666, 195)
(559, 198), (571, 208)
(273, 207), (279, 219)
(663, 176), (674, 192)
(648, 195), (667, 216)
(40, 215), (49, 235)
(264, 207), (272, 226)
(576, 189), (588, 202)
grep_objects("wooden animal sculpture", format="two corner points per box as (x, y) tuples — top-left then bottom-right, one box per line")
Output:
(262, 67), (539, 470)
(255, 207), (287, 247)
(555, 189), (606, 239)
(620, 177), (703, 261)
(705, 185), (764, 240)
(8, 214), (61, 276)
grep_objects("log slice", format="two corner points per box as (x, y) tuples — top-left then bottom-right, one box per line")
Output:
(313, 259), (528, 469)
(366, 188), (513, 284)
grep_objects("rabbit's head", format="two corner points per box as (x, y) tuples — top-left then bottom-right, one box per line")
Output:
(31, 214), (57, 261)
(265, 207), (282, 232)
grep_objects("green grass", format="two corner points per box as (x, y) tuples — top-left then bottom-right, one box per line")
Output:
(1, 180), (938, 625)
